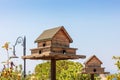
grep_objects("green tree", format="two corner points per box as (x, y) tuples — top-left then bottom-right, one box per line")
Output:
(34, 60), (92, 80)
(106, 56), (120, 80)
(113, 56), (120, 71)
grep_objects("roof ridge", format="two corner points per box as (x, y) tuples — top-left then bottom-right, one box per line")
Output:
(84, 55), (103, 64)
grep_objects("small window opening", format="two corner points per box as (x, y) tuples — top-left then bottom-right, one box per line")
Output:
(43, 43), (46, 47)
(39, 50), (42, 54)
(93, 69), (96, 72)
(63, 50), (66, 54)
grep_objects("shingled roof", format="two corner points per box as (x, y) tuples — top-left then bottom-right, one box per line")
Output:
(35, 26), (73, 43)
(84, 55), (103, 64)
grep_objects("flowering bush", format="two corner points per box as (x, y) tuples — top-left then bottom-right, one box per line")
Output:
(106, 74), (120, 80)
(0, 65), (23, 80)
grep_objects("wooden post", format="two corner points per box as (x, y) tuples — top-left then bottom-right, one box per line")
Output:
(91, 74), (94, 80)
(51, 59), (56, 80)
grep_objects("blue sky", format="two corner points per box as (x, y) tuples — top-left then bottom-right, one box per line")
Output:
(0, 0), (120, 73)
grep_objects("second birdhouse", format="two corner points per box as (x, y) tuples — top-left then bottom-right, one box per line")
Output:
(82, 55), (108, 74)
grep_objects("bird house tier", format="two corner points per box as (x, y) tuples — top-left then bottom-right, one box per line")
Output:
(82, 55), (109, 74)
(22, 26), (86, 60)
(31, 47), (77, 55)
(82, 67), (105, 74)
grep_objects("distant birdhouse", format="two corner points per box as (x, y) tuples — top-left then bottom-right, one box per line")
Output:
(22, 26), (86, 60)
(82, 55), (109, 74)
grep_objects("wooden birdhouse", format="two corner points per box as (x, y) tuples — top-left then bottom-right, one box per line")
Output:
(82, 55), (109, 74)
(22, 26), (86, 80)
(22, 26), (86, 60)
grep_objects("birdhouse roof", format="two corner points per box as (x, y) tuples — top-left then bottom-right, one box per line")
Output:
(35, 26), (73, 43)
(84, 55), (103, 64)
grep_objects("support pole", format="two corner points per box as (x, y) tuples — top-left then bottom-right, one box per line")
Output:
(91, 74), (94, 80)
(23, 36), (26, 78)
(51, 59), (56, 80)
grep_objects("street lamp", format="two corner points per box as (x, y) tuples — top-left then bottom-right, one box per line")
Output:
(10, 36), (26, 79)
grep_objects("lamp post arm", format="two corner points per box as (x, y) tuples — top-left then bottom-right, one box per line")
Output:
(13, 36), (24, 56)
(14, 36), (24, 47)
(13, 45), (16, 56)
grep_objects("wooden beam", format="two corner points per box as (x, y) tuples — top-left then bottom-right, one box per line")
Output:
(51, 59), (56, 80)
(91, 74), (94, 80)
